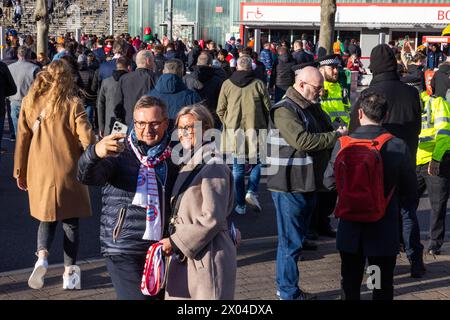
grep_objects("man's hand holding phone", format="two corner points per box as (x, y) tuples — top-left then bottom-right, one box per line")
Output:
(94, 133), (126, 158)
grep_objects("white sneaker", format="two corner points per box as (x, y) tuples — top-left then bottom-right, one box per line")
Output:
(235, 204), (246, 215)
(245, 192), (262, 212)
(28, 258), (48, 289)
(63, 265), (81, 290)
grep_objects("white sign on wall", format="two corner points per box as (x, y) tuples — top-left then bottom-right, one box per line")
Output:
(242, 4), (450, 26)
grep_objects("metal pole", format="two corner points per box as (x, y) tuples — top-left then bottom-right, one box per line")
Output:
(0, 26), (4, 60)
(168, 0), (173, 41)
(139, 0), (143, 38)
(254, 28), (261, 53)
(195, 0), (199, 40)
(378, 32), (386, 45)
(109, 0), (114, 36)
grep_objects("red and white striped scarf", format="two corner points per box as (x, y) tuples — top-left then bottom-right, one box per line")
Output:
(128, 134), (171, 241)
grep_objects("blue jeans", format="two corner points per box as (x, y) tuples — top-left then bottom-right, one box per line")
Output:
(233, 158), (261, 207)
(272, 191), (316, 300)
(6, 100), (15, 139)
(401, 206), (424, 261)
(10, 100), (21, 135)
(105, 254), (160, 300)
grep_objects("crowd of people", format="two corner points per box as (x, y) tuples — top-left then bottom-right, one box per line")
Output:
(0, 29), (449, 301)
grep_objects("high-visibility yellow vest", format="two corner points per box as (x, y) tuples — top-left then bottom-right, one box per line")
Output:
(417, 92), (450, 166)
(320, 81), (350, 128)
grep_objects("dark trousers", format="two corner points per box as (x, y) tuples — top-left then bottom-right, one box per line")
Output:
(340, 251), (396, 300)
(416, 156), (450, 250)
(37, 218), (79, 266)
(309, 191), (337, 234)
(105, 254), (163, 300)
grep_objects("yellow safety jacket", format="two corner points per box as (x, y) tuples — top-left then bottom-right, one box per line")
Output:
(320, 81), (350, 128)
(417, 92), (450, 166)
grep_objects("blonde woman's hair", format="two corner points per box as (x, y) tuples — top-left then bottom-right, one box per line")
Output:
(175, 103), (214, 131)
(24, 60), (80, 117)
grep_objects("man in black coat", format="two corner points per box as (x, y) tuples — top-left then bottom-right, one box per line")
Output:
(431, 56), (450, 100)
(292, 40), (314, 65)
(349, 44), (424, 278)
(114, 50), (158, 126)
(184, 52), (224, 127)
(0, 61), (17, 153)
(269, 47), (295, 103)
(324, 92), (418, 300)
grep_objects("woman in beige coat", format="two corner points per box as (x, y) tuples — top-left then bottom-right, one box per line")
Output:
(13, 60), (95, 290)
(160, 104), (237, 300)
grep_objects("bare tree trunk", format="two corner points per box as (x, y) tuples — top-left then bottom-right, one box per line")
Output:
(318, 0), (337, 58)
(35, 0), (49, 57)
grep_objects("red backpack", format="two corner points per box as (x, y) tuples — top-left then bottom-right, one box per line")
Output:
(334, 133), (395, 222)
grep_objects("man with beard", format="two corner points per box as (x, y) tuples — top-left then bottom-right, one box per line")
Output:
(267, 65), (347, 300)
(306, 55), (350, 240)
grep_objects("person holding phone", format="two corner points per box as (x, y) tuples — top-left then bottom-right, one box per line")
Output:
(14, 60), (95, 290)
(78, 96), (179, 300)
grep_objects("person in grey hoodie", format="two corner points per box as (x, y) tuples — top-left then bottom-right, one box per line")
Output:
(8, 45), (40, 134)
(96, 57), (131, 137)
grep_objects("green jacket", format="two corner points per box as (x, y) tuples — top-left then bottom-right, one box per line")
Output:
(217, 72), (271, 158)
(267, 87), (339, 193)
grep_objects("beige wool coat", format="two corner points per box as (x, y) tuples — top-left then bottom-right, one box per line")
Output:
(13, 95), (95, 222)
(165, 143), (237, 300)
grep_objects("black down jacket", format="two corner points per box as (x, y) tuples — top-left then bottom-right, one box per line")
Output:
(77, 144), (178, 256)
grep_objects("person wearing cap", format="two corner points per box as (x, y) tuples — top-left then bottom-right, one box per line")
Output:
(225, 36), (236, 52)
(303, 54), (350, 240)
(349, 44), (425, 278)
(267, 65), (347, 300)
(318, 54), (350, 129)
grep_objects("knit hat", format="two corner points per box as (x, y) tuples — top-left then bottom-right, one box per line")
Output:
(369, 44), (397, 75)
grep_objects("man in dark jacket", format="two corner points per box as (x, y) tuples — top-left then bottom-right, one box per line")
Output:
(324, 91), (418, 300)
(349, 44), (424, 278)
(267, 66), (347, 300)
(427, 44), (445, 70)
(147, 58), (201, 126)
(77, 55), (97, 126)
(184, 52), (224, 126)
(91, 39), (127, 94)
(78, 96), (178, 300)
(187, 40), (202, 71)
(153, 44), (166, 77)
(114, 50), (158, 126)
(292, 40), (314, 66)
(431, 56), (450, 100)
(0, 60), (17, 153)
(270, 47), (295, 102)
(97, 57), (131, 137)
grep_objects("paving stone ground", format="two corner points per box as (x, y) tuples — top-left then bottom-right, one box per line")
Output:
(1, 235), (449, 300)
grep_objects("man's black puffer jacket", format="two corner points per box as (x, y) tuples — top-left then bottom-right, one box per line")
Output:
(77, 144), (178, 256)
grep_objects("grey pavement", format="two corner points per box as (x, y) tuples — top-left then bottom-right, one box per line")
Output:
(1, 235), (450, 300)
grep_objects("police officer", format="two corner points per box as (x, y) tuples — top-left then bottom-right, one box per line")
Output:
(307, 54), (351, 239)
(417, 93), (450, 255)
(318, 54), (350, 129)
